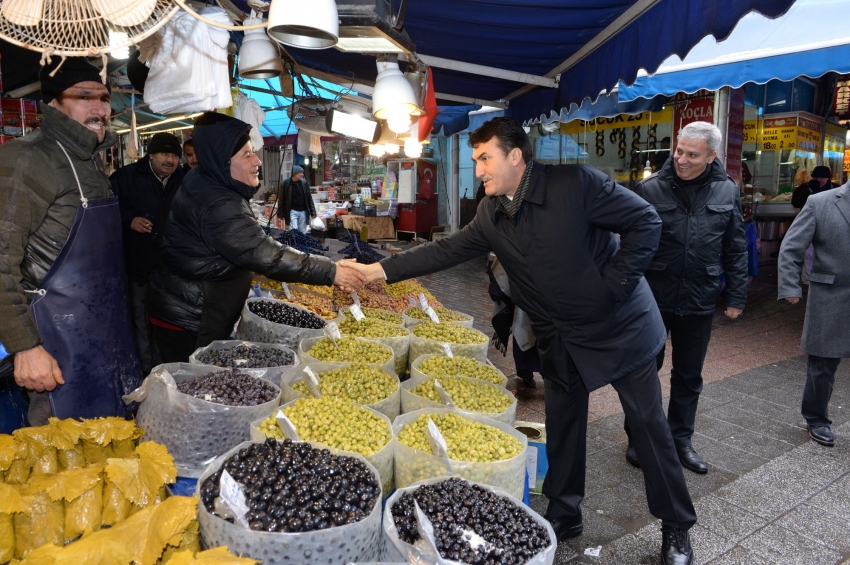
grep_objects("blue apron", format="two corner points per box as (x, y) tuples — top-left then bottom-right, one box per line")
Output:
(28, 142), (141, 420)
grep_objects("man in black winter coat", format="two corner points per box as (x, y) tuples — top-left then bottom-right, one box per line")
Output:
(111, 132), (185, 374)
(792, 165), (833, 209)
(277, 164), (316, 232)
(350, 118), (697, 565)
(625, 121), (748, 476)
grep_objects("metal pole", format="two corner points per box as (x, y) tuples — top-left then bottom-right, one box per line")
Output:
(451, 134), (460, 232)
(714, 86), (731, 165)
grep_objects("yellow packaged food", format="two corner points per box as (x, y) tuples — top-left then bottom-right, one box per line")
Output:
(14, 426), (60, 477)
(48, 419), (86, 470)
(5, 459), (30, 485)
(164, 546), (260, 565)
(101, 480), (131, 526)
(0, 482), (28, 563)
(0, 434), (18, 476)
(105, 442), (177, 507)
(79, 417), (141, 464)
(13, 490), (64, 558)
(159, 519), (200, 563)
(46, 464), (105, 541)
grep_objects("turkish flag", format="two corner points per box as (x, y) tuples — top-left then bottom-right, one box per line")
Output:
(418, 67), (438, 142)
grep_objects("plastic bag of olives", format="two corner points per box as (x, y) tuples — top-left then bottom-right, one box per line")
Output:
(392, 408), (528, 500)
(236, 298), (326, 350)
(339, 306), (405, 326)
(280, 362), (401, 421)
(125, 363), (282, 478)
(196, 439), (384, 565)
(400, 373), (517, 425)
(408, 324), (490, 369)
(298, 337), (395, 375)
(401, 307), (474, 329)
(336, 319), (411, 377)
(189, 340), (300, 387)
(410, 354), (508, 387)
(383, 476), (557, 565)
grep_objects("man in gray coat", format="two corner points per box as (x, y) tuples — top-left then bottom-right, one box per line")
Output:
(778, 180), (850, 446)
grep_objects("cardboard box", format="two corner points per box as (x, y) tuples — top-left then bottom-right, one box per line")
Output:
(515, 421), (548, 494)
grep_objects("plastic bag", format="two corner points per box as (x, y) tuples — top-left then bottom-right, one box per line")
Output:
(383, 477), (556, 565)
(341, 327), (410, 378)
(410, 354), (508, 387)
(280, 362), (400, 421)
(393, 408), (527, 500)
(196, 440), (384, 565)
(400, 373), (517, 425)
(310, 217), (325, 231)
(235, 298), (326, 350)
(401, 307), (474, 329)
(189, 340), (300, 388)
(125, 364), (281, 478)
(338, 306), (405, 326)
(298, 337), (395, 375)
(408, 326), (489, 369)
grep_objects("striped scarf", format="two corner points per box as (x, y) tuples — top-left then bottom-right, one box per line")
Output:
(497, 160), (534, 219)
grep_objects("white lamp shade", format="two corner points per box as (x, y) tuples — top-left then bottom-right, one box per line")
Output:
(267, 0), (338, 50)
(239, 28), (283, 79)
(90, 0), (156, 27)
(372, 59), (420, 132)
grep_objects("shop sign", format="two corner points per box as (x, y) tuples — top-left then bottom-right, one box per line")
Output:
(796, 128), (820, 153)
(559, 106), (672, 135)
(741, 116), (821, 152)
(844, 149), (850, 174)
(673, 97), (714, 138)
(834, 77), (850, 120)
(725, 88), (746, 186)
(797, 116), (822, 132)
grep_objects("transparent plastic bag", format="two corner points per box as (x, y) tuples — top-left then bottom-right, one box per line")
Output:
(410, 354), (508, 388)
(124, 363), (282, 478)
(280, 362), (401, 421)
(298, 337), (395, 375)
(341, 331), (410, 379)
(189, 340), (300, 388)
(338, 306), (405, 327)
(383, 477), (556, 565)
(392, 408), (527, 500)
(400, 373), (517, 425)
(196, 440), (384, 565)
(401, 307), (474, 329)
(236, 298), (326, 350)
(408, 327), (489, 369)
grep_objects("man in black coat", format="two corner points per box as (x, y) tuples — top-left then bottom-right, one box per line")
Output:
(626, 121), (748, 475)
(792, 165), (833, 210)
(351, 118), (697, 565)
(111, 132), (185, 374)
(277, 164), (316, 232)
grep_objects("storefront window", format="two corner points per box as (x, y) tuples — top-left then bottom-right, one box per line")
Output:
(823, 123), (847, 184)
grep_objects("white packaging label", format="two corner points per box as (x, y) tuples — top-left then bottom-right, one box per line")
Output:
(323, 321), (342, 345)
(219, 470), (250, 527)
(418, 293), (429, 310)
(442, 343), (454, 358)
(349, 304), (365, 321)
(351, 291), (361, 306)
(234, 358), (248, 366)
(425, 306), (441, 323)
(281, 282), (292, 299)
(526, 445), (538, 490)
(433, 379), (455, 407)
(204, 394), (213, 402)
(425, 418), (450, 459)
(275, 410), (301, 441)
(408, 296), (418, 307)
(303, 367), (322, 398)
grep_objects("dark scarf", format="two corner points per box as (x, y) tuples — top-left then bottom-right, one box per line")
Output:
(497, 160), (534, 219)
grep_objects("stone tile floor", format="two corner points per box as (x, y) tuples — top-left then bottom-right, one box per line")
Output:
(417, 258), (850, 564)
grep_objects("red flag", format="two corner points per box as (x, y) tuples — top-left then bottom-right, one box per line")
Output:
(418, 67), (438, 142)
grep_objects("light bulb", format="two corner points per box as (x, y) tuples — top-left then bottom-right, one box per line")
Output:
(404, 138), (422, 158)
(643, 160), (652, 179)
(385, 143), (400, 155)
(368, 144), (385, 157)
(384, 106), (413, 134)
(109, 30), (130, 59)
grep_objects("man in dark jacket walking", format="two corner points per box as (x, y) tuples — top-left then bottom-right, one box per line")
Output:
(350, 118), (697, 565)
(111, 132), (185, 374)
(626, 121), (748, 475)
(277, 164), (316, 232)
(792, 165), (832, 210)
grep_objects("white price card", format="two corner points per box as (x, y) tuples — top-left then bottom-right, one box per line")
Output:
(418, 293), (429, 310)
(281, 282), (292, 299)
(433, 379), (455, 407)
(425, 418), (450, 459)
(219, 470), (250, 527)
(303, 367), (322, 398)
(323, 321), (342, 345)
(275, 410), (301, 441)
(441, 343), (454, 358)
(408, 296), (418, 307)
(425, 306), (440, 323)
(349, 304), (366, 321)
(351, 291), (361, 306)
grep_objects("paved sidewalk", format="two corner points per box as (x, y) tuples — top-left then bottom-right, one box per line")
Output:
(418, 258), (850, 564)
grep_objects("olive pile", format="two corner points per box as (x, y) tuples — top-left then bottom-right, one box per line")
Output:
(339, 318), (408, 338)
(418, 356), (506, 386)
(291, 364), (396, 405)
(410, 376), (512, 413)
(391, 478), (550, 565)
(397, 413), (522, 462)
(197, 345), (294, 368)
(200, 438), (379, 532)
(176, 369), (278, 406)
(412, 322), (488, 344)
(342, 307), (404, 325)
(384, 280), (437, 300)
(406, 307), (471, 323)
(307, 338), (392, 365)
(259, 397), (391, 456)
(247, 300), (326, 329)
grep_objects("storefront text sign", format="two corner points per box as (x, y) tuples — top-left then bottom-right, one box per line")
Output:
(725, 88), (746, 186)
(834, 77), (850, 120)
(559, 107), (673, 135)
(741, 115), (822, 153)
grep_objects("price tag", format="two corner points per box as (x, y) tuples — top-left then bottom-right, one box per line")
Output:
(425, 306), (440, 323)
(349, 304), (366, 321)
(219, 470), (250, 527)
(441, 343), (454, 358)
(234, 358), (248, 366)
(323, 321), (342, 346)
(275, 410), (301, 441)
(425, 418), (450, 459)
(204, 394), (213, 402)
(418, 293), (429, 311)
(408, 296), (418, 307)
(303, 367), (322, 398)
(433, 379), (455, 407)
(351, 291), (361, 306)
(281, 282), (292, 300)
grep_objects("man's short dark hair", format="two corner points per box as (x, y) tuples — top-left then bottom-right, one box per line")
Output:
(468, 117), (533, 164)
(183, 138), (194, 149)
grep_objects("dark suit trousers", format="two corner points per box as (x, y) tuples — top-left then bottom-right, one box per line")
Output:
(802, 354), (842, 427)
(543, 355), (696, 530)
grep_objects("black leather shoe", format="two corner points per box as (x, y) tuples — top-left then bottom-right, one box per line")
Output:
(625, 443), (640, 468)
(517, 370), (537, 388)
(661, 526), (694, 565)
(546, 517), (583, 541)
(676, 446), (708, 474)
(807, 425), (835, 447)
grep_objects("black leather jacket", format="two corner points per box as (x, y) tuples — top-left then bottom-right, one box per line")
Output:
(147, 117), (335, 336)
(635, 158), (747, 316)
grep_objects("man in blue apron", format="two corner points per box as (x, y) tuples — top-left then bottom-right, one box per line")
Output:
(0, 57), (141, 426)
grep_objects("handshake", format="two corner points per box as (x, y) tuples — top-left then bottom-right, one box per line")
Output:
(332, 260), (386, 292)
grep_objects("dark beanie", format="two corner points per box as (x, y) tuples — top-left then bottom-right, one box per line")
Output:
(39, 57), (112, 104)
(292, 165), (304, 175)
(147, 133), (182, 157)
(812, 165), (831, 179)
(232, 132), (251, 156)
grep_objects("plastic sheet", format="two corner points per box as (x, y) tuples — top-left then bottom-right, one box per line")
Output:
(196, 440), (384, 565)
(401, 307), (474, 329)
(400, 373), (517, 425)
(338, 323), (411, 377)
(393, 408), (528, 500)
(236, 298), (326, 350)
(408, 326), (489, 368)
(383, 477), (556, 565)
(280, 362), (401, 421)
(189, 340), (300, 388)
(339, 306), (405, 326)
(125, 363), (282, 478)
(298, 337), (395, 375)
(410, 355), (508, 388)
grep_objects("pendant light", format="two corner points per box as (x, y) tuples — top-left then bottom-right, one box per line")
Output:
(238, 12), (283, 79)
(267, 0), (338, 49)
(643, 160), (653, 179)
(372, 56), (420, 134)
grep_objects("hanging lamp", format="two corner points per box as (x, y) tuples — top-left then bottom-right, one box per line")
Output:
(372, 55), (420, 134)
(267, 0), (338, 49)
(238, 11), (283, 78)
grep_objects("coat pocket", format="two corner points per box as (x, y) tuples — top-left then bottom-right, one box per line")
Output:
(706, 264), (724, 277)
(706, 204), (733, 234)
(651, 203), (677, 213)
(808, 271), (835, 284)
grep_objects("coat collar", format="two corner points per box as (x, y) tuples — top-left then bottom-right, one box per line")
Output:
(492, 160), (545, 222)
(834, 182), (850, 229)
(38, 101), (117, 160)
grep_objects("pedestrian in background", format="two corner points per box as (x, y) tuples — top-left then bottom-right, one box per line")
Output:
(277, 164), (316, 232)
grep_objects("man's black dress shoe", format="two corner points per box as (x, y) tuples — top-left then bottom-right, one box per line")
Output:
(661, 526), (694, 565)
(625, 443), (640, 468)
(546, 517), (583, 541)
(677, 445), (708, 474)
(517, 370), (537, 388)
(807, 425), (835, 446)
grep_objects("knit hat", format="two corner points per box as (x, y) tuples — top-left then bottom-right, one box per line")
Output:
(812, 165), (831, 179)
(292, 165), (304, 175)
(232, 132), (251, 156)
(39, 57), (111, 105)
(147, 133), (182, 157)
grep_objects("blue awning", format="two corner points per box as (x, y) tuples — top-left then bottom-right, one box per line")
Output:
(524, 91), (665, 125)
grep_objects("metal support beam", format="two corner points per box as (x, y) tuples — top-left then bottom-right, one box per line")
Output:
(403, 53), (558, 89)
(714, 87), (730, 165)
(451, 134), (460, 233)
